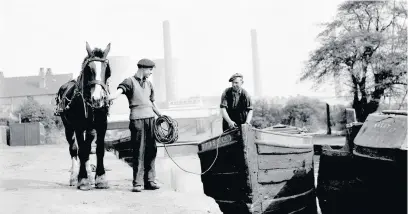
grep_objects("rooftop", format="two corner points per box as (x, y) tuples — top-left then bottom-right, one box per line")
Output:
(0, 73), (73, 98)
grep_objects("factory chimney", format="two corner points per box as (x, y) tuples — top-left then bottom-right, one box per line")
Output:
(251, 29), (262, 98)
(163, 20), (177, 103)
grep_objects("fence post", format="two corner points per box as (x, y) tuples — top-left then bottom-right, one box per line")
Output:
(326, 103), (331, 135)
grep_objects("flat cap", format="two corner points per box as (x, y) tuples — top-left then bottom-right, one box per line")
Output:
(229, 73), (243, 82)
(137, 58), (156, 68)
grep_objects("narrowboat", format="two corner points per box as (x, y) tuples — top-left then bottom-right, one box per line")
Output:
(197, 124), (317, 214)
(352, 110), (407, 214)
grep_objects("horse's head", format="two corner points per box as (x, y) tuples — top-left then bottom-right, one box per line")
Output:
(81, 42), (111, 109)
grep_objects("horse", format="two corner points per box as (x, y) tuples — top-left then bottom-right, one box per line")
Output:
(56, 42), (112, 190)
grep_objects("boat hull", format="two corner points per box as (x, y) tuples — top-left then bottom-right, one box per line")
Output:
(198, 125), (317, 214)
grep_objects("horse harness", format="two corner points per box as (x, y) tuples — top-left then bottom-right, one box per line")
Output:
(58, 57), (111, 120)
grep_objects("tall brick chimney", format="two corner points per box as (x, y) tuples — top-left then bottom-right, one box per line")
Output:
(0, 71), (4, 85)
(46, 68), (53, 76)
(163, 20), (177, 102)
(251, 29), (262, 98)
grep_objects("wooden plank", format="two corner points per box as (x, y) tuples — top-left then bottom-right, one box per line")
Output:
(258, 164), (313, 184)
(255, 129), (313, 149)
(258, 168), (315, 200)
(261, 188), (315, 213)
(198, 142), (246, 174)
(241, 124), (261, 213)
(198, 129), (241, 153)
(258, 151), (313, 170)
(257, 144), (312, 155)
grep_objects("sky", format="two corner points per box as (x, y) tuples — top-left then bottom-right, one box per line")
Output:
(0, 0), (346, 99)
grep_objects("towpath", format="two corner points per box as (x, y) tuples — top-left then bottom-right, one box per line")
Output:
(0, 144), (222, 214)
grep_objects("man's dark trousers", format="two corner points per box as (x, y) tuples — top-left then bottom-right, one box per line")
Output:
(129, 117), (157, 186)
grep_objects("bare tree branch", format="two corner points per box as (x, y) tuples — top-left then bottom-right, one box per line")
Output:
(365, 6), (373, 31)
(352, 8), (365, 30)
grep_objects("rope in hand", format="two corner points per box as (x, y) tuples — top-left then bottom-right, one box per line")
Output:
(154, 115), (235, 175)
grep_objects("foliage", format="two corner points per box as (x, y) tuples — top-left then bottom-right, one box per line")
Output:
(13, 98), (63, 132)
(301, 1), (408, 122)
(251, 96), (332, 132)
(281, 96), (326, 131)
(330, 104), (350, 131)
(252, 98), (285, 129)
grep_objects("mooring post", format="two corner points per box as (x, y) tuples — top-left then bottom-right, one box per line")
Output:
(326, 103), (331, 135)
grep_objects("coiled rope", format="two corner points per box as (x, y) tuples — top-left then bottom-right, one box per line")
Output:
(154, 115), (179, 144)
(154, 115), (233, 175)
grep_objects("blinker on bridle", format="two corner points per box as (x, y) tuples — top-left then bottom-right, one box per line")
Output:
(79, 57), (111, 119)
(82, 57), (110, 93)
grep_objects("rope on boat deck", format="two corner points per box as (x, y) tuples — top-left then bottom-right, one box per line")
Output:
(154, 115), (234, 175)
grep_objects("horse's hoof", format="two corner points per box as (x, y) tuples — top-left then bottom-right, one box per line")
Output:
(69, 177), (78, 186)
(95, 174), (109, 189)
(77, 179), (91, 191)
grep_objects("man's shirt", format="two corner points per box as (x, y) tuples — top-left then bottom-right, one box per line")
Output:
(220, 87), (253, 130)
(117, 76), (156, 120)
(118, 76), (155, 103)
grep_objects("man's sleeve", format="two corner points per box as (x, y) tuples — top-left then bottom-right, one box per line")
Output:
(245, 92), (253, 110)
(117, 78), (132, 96)
(149, 81), (155, 102)
(220, 89), (228, 109)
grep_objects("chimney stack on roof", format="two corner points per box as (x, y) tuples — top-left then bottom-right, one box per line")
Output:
(39, 67), (46, 88)
(39, 67), (45, 76)
(46, 68), (53, 76)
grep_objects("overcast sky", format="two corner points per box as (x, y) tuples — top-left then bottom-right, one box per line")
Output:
(0, 0), (346, 98)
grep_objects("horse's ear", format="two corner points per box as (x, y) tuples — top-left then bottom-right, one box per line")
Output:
(103, 43), (111, 58)
(86, 41), (92, 57)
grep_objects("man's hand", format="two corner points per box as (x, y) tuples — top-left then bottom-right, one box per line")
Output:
(107, 88), (123, 101)
(228, 121), (237, 129)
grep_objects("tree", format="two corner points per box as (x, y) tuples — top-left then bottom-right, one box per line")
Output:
(281, 96), (326, 130)
(301, 1), (407, 122)
(14, 98), (62, 131)
(252, 98), (284, 129)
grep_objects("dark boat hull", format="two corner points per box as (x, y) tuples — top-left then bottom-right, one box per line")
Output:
(317, 110), (407, 214)
(198, 125), (317, 214)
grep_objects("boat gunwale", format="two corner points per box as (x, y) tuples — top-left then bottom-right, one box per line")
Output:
(254, 128), (313, 139)
(255, 140), (313, 149)
(352, 150), (394, 162)
(197, 128), (239, 145)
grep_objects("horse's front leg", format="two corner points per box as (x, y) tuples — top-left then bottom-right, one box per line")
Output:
(95, 122), (109, 189)
(75, 129), (93, 190)
(67, 128), (79, 186)
(62, 118), (79, 186)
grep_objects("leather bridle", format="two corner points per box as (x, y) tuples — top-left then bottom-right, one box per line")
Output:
(79, 57), (111, 119)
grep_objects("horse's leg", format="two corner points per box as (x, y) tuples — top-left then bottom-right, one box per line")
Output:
(85, 129), (96, 185)
(62, 118), (79, 186)
(75, 129), (92, 190)
(95, 122), (109, 189)
(67, 129), (79, 186)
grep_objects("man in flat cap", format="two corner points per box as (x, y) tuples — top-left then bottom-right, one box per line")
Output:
(220, 73), (253, 132)
(108, 58), (162, 192)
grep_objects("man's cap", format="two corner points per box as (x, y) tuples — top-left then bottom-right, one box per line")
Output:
(137, 58), (156, 68)
(229, 73), (243, 82)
